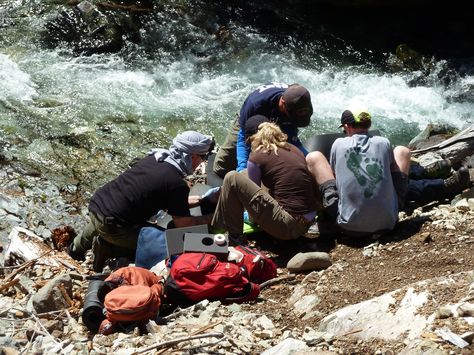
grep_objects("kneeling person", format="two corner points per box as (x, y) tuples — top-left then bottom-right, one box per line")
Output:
(69, 131), (215, 271)
(211, 116), (318, 241)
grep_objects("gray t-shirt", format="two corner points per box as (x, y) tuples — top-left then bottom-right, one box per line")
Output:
(330, 134), (398, 233)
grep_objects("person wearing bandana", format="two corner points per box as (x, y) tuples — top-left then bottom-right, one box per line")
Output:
(69, 131), (215, 270)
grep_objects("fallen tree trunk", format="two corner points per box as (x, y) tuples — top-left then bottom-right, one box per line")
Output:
(411, 124), (474, 168)
(4, 226), (84, 272)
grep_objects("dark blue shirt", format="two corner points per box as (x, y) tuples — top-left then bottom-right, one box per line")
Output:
(237, 83), (308, 171)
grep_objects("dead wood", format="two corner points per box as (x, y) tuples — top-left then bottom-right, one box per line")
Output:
(4, 227), (84, 273)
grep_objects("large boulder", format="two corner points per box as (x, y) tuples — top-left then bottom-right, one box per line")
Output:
(42, 0), (150, 55)
(318, 270), (474, 350)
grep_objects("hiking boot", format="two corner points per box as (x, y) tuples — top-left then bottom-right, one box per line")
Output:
(443, 166), (471, 196)
(423, 159), (452, 179)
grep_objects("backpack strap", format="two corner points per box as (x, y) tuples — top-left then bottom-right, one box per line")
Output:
(223, 282), (260, 303)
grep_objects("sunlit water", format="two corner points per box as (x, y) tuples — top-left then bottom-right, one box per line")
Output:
(1, 2), (474, 181)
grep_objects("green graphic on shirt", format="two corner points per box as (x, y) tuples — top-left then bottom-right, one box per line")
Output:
(345, 148), (383, 198)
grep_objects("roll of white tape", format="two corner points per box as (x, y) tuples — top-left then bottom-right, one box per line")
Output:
(214, 233), (227, 246)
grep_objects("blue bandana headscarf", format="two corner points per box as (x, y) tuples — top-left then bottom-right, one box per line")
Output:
(150, 131), (213, 176)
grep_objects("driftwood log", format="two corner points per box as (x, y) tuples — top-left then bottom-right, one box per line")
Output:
(411, 124), (474, 169)
(3, 226), (84, 272)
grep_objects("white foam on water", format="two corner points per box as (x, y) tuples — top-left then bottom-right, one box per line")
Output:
(1, 45), (474, 144)
(35, 53), (158, 116)
(0, 53), (37, 102)
(291, 68), (474, 133)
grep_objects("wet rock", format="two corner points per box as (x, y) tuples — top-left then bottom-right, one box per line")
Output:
(43, 0), (144, 55)
(448, 83), (474, 103)
(287, 252), (332, 272)
(408, 123), (459, 150)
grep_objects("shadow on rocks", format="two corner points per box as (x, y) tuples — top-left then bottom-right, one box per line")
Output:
(248, 232), (338, 268)
(336, 214), (430, 249)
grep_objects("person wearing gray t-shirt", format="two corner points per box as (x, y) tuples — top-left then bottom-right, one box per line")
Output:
(306, 108), (411, 235)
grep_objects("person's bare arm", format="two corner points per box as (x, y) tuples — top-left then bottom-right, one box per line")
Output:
(188, 195), (202, 208)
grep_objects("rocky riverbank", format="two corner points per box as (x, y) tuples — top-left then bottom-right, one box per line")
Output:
(1, 153), (474, 353)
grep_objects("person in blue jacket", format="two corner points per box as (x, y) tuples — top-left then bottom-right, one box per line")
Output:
(212, 83), (313, 177)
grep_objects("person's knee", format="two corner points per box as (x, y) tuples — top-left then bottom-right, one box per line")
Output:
(305, 151), (324, 165)
(224, 170), (238, 182)
(394, 146), (411, 160)
(393, 146), (411, 174)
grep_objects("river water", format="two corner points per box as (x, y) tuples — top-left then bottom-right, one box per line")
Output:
(1, 2), (474, 190)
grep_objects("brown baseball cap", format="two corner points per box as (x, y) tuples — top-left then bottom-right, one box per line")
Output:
(282, 84), (313, 127)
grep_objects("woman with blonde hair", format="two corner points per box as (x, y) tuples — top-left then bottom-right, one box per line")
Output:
(211, 115), (318, 242)
(250, 120), (288, 154)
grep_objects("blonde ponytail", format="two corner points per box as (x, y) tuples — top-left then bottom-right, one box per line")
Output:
(251, 122), (290, 155)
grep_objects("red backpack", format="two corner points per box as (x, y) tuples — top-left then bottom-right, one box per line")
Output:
(98, 267), (164, 335)
(165, 253), (260, 307)
(233, 245), (277, 284)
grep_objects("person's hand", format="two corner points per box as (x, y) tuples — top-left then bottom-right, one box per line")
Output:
(201, 186), (220, 204)
(188, 195), (202, 208)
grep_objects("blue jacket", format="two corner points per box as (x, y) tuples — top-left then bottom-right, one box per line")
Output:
(236, 83), (308, 171)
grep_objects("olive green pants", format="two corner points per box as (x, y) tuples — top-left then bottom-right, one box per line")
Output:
(211, 171), (310, 240)
(73, 212), (140, 254)
(212, 115), (240, 178)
